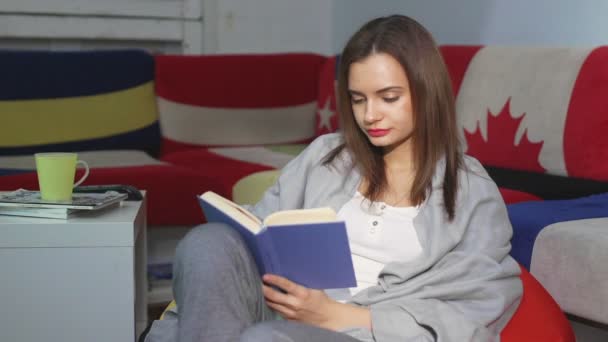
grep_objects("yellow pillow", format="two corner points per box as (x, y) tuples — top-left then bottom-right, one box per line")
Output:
(232, 170), (281, 205)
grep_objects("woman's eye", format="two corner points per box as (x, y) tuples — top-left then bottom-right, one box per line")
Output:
(351, 97), (365, 104)
(383, 96), (399, 103)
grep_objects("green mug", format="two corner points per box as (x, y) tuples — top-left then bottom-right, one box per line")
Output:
(35, 153), (90, 202)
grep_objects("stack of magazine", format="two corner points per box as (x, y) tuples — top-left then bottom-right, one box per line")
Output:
(0, 189), (128, 219)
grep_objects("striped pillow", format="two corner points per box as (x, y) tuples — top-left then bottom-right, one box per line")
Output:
(155, 53), (327, 155)
(0, 49), (160, 156)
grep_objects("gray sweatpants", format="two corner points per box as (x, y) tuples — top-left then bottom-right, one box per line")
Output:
(146, 223), (370, 342)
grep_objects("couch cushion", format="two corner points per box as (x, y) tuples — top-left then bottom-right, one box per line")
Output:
(155, 54), (327, 155)
(232, 170), (281, 205)
(452, 46), (608, 182)
(162, 144), (307, 201)
(486, 166), (608, 200)
(0, 49), (160, 157)
(530, 217), (608, 324)
(498, 188), (541, 204)
(507, 192), (608, 269)
(439, 45), (483, 97)
(0, 150), (164, 173)
(82, 165), (227, 226)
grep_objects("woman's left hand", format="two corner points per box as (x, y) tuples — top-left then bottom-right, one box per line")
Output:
(262, 274), (340, 329)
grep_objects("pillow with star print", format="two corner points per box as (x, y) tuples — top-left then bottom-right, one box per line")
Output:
(315, 55), (340, 136)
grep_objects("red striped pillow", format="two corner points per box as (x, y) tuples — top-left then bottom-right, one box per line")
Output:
(155, 53), (327, 156)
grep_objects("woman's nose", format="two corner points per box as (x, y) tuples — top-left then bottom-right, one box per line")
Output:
(364, 101), (381, 123)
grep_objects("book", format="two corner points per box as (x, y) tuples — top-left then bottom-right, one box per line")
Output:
(0, 189), (127, 211)
(0, 202), (121, 219)
(198, 191), (356, 289)
(0, 206), (77, 219)
(147, 262), (173, 280)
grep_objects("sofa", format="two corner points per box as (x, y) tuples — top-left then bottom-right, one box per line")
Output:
(0, 50), (331, 227)
(1, 46), (606, 332)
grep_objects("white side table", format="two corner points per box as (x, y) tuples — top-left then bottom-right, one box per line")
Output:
(0, 197), (148, 342)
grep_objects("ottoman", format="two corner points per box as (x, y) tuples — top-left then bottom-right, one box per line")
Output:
(530, 217), (608, 325)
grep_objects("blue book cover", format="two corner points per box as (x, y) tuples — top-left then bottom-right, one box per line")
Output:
(198, 191), (356, 289)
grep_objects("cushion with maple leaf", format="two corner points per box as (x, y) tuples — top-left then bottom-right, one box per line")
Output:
(439, 45), (483, 97)
(454, 46), (608, 183)
(315, 55), (340, 136)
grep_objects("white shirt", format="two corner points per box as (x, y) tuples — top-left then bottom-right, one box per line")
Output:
(326, 192), (423, 301)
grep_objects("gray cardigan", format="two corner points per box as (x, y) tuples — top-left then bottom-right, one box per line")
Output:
(248, 133), (522, 342)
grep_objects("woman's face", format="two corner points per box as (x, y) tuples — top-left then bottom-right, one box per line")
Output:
(348, 52), (414, 154)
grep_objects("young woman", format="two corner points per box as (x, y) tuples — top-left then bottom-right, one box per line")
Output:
(145, 15), (522, 342)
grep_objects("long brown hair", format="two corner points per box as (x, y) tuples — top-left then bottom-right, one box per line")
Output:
(324, 15), (462, 221)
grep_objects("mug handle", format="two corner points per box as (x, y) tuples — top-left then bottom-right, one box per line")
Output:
(73, 160), (90, 187)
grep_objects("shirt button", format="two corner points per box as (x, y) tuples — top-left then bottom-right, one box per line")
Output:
(380, 205), (386, 210)
(368, 217), (382, 235)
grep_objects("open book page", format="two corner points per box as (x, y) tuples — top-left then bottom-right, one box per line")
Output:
(199, 191), (262, 233)
(263, 207), (337, 226)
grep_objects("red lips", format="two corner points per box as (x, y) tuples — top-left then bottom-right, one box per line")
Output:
(367, 129), (390, 137)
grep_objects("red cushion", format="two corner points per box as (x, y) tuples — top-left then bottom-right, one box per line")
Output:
(155, 53), (327, 155)
(0, 165), (228, 226)
(161, 149), (275, 200)
(501, 265), (575, 341)
(499, 188), (542, 204)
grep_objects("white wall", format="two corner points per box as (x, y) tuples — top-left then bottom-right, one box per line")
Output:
(4, 0), (608, 55)
(0, 0), (202, 53)
(0, 0), (333, 54)
(478, 0), (608, 45)
(210, 0), (333, 54)
(332, 0), (608, 53)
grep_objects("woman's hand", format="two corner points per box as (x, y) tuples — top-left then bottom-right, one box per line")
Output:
(262, 274), (371, 331)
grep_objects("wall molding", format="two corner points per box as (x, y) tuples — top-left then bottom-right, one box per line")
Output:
(0, 0), (204, 53)
(0, 0), (201, 19)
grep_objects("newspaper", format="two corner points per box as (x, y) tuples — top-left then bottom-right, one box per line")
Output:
(0, 189), (127, 210)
